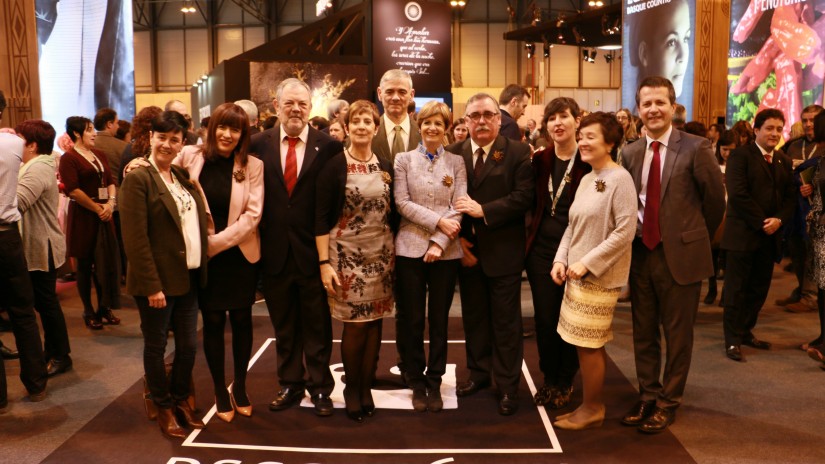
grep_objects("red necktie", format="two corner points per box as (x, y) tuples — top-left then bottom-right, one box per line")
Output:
(764, 154), (772, 164)
(284, 137), (298, 196)
(642, 141), (661, 250)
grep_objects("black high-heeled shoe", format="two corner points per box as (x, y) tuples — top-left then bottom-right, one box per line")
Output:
(83, 313), (103, 330)
(346, 409), (364, 423)
(98, 308), (121, 325)
(362, 404), (375, 417)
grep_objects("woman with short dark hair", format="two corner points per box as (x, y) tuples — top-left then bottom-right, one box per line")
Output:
(550, 112), (637, 430)
(58, 116), (120, 330)
(16, 120), (72, 376)
(120, 110), (209, 438)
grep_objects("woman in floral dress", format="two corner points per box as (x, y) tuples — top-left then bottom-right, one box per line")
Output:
(315, 100), (396, 422)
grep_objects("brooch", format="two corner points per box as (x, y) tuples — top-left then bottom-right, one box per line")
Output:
(382, 171), (392, 184)
(233, 169), (246, 183)
(442, 175), (454, 187)
(563, 173), (572, 183)
(492, 150), (504, 163)
(595, 179), (606, 192)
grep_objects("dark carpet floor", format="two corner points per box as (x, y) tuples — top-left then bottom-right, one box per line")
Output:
(42, 317), (693, 464)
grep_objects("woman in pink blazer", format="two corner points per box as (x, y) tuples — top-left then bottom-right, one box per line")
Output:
(174, 102), (263, 423)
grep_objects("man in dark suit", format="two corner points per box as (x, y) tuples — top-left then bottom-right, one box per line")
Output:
(498, 84), (530, 142)
(373, 69), (421, 163)
(249, 78), (343, 417)
(447, 93), (534, 416)
(620, 76), (725, 433)
(722, 108), (795, 362)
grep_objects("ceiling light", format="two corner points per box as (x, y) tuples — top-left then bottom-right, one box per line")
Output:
(598, 45), (622, 50)
(588, 0), (604, 7)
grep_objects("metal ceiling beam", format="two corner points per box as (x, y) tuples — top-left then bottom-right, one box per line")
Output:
(230, 0), (272, 25)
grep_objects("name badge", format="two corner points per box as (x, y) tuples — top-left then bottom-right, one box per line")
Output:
(98, 188), (109, 200)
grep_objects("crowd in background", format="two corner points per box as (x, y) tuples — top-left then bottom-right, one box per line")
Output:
(1, 73), (824, 439)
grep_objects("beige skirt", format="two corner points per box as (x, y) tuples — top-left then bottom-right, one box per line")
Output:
(557, 279), (620, 349)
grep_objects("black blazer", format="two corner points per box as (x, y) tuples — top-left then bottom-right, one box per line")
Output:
(314, 152), (399, 236)
(249, 126), (344, 276)
(499, 109), (522, 142)
(721, 142), (796, 252)
(446, 136), (535, 277)
(525, 146), (591, 253)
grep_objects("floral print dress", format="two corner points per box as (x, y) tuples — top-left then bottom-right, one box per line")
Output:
(328, 152), (395, 321)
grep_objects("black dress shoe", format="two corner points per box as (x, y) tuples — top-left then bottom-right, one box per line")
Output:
(362, 404), (376, 417)
(498, 394), (519, 416)
(742, 337), (771, 350)
(427, 387), (443, 413)
(46, 356), (73, 377)
(621, 400), (656, 426)
(346, 409), (364, 423)
(703, 289), (717, 305)
(268, 387), (305, 411)
(639, 407), (675, 434)
(726, 345), (744, 361)
(456, 379), (490, 397)
(0, 344), (19, 360)
(311, 394), (333, 417)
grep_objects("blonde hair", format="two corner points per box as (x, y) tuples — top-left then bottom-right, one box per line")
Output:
(417, 101), (452, 128)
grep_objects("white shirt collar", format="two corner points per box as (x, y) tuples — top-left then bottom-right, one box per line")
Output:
(470, 139), (495, 156)
(645, 125), (673, 151)
(383, 113), (410, 135)
(280, 124), (309, 144)
(755, 142), (774, 157)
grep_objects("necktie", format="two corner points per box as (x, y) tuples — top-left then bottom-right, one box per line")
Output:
(642, 141), (661, 250)
(764, 153), (772, 164)
(284, 137), (298, 196)
(391, 125), (405, 157)
(473, 148), (485, 180)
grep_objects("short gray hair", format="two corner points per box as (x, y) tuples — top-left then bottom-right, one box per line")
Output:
(327, 99), (349, 120)
(234, 99), (258, 123)
(276, 78), (312, 101)
(466, 93), (499, 111)
(379, 69), (413, 90)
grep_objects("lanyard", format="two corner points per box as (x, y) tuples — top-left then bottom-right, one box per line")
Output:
(547, 152), (576, 217)
(803, 140), (818, 160)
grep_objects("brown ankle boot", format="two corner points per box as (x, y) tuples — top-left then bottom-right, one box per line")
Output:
(176, 400), (204, 429)
(157, 407), (187, 438)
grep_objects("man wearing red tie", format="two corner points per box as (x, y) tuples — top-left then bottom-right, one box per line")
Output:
(250, 78), (344, 416)
(620, 77), (725, 433)
(721, 109), (796, 362)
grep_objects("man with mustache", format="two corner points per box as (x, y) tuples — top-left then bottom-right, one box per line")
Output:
(250, 78), (343, 416)
(447, 93), (534, 415)
(721, 108), (796, 362)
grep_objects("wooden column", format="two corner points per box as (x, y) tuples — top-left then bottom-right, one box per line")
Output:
(693, 0), (730, 126)
(0, 0), (41, 127)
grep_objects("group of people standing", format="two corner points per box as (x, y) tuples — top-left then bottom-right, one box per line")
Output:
(5, 69), (819, 442)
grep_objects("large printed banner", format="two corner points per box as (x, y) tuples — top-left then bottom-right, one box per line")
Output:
(622, 0), (696, 117)
(727, 0), (824, 137)
(371, 0), (451, 94)
(36, 0), (135, 128)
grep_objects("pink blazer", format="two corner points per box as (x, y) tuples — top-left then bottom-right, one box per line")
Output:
(174, 145), (263, 263)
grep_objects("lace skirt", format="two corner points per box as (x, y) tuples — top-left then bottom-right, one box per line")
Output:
(557, 279), (620, 349)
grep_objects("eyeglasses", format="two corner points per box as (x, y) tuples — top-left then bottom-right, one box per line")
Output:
(465, 111), (499, 122)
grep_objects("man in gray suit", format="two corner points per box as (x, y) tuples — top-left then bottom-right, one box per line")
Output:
(373, 69), (422, 163)
(620, 76), (725, 433)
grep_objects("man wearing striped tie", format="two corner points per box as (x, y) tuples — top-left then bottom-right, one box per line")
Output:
(373, 69), (421, 163)
(619, 76), (725, 433)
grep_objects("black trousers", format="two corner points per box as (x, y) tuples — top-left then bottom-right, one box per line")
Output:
(30, 248), (71, 360)
(525, 251), (579, 388)
(722, 239), (776, 346)
(262, 252), (334, 396)
(458, 263), (523, 395)
(395, 256), (459, 389)
(135, 270), (199, 409)
(629, 240), (700, 410)
(0, 228), (47, 401)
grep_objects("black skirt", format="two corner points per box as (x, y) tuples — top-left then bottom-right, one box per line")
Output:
(199, 246), (258, 311)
